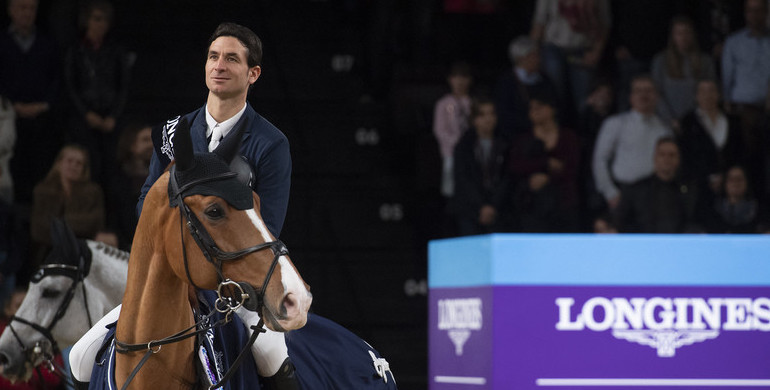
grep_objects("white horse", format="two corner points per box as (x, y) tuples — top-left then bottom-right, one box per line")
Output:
(0, 221), (127, 382)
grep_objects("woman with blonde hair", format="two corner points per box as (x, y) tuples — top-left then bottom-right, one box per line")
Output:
(651, 16), (717, 127)
(29, 144), (105, 266)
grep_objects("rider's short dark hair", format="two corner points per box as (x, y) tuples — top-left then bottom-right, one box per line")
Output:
(207, 22), (262, 67)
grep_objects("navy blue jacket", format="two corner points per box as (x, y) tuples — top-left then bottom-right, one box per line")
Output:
(137, 104), (291, 236)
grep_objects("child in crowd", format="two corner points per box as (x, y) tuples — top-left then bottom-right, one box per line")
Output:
(433, 62), (473, 198)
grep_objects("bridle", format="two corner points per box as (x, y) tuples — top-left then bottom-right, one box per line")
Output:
(115, 164), (288, 390)
(7, 247), (93, 380)
(168, 164), (288, 313)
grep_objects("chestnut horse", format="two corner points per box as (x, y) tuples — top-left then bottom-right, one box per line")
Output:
(112, 118), (312, 389)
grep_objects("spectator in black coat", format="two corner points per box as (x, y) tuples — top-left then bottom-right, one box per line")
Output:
(678, 79), (744, 197)
(64, 0), (131, 188)
(578, 79), (616, 226)
(706, 165), (760, 233)
(614, 137), (703, 233)
(509, 97), (580, 232)
(495, 35), (559, 140)
(0, 0), (61, 204)
(452, 98), (511, 236)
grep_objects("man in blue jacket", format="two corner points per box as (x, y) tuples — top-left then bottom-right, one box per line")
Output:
(71, 22), (298, 390)
(72, 22), (396, 390)
(137, 22), (291, 238)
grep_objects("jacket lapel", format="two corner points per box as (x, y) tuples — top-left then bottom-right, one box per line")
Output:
(238, 104), (255, 146)
(191, 108), (208, 154)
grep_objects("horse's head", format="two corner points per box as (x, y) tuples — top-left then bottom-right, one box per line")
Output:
(0, 220), (92, 382)
(158, 117), (311, 332)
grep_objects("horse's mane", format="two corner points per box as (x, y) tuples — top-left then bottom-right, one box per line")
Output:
(88, 240), (130, 263)
(40, 238), (130, 272)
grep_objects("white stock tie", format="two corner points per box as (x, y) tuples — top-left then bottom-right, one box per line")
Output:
(208, 125), (222, 152)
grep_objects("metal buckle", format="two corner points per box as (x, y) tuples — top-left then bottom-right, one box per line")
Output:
(215, 279), (250, 313)
(148, 341), (162, 354)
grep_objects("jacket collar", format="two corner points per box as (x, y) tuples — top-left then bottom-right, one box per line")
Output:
(191, 103), (255, 153)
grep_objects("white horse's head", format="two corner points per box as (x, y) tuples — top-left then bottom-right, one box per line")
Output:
(0, 220), (128, 382)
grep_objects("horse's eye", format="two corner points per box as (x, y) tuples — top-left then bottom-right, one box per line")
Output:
(41, 288), (60, 299)
(204, 204), (225, 220)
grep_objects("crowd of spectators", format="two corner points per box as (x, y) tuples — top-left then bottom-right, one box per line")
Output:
(0, 0), (144, 311)
(435, 0), (770, 236)
(1, 0), (770, 313)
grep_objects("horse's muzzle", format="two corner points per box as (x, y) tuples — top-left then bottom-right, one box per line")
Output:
(0, 346), (38, 383)
(263, 290), (312, 332)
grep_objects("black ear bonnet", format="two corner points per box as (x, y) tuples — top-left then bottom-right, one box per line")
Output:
(32, 219), (93, 282)
(229, 155), (254, 189)
(168, 153), (253, 210)
(167, 116), (254, 210)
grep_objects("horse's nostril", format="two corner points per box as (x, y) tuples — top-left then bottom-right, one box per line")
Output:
(280, 294), (298, 318)
(283, 294), (296, 309)
(0, 351), (11, 372)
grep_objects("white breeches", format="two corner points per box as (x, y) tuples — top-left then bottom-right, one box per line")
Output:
(69, 304), (121, 382)
(68, 304), (288, 381)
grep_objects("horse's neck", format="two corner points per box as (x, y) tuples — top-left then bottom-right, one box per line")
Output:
(115, 237), (198, 389)
(117, 250), (194, 339)
(83, 241), (128, 316)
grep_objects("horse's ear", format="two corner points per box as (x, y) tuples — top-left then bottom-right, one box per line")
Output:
(50, 218), (68, 248)
(214, 117), (248, 163)
(174, 117), (193, 171)
(50, 218), (80, 260)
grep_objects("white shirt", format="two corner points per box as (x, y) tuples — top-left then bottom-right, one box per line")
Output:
(8, 25), (36, 53)
(515, 67), (542, 86)
(205, 103), (248, 152)
(696, 108), (728, 149)
(592, 110), (672, 200)
(532, 0), (611, 50)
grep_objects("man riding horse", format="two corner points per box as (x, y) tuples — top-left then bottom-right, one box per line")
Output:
(70, 22), (396, 390)
(71, 22), (298, 389)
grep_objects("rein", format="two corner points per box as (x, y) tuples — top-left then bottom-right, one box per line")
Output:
(115, 166), (288, 389)
(115, 307), (228, 390)
(115, 305), (266, 390)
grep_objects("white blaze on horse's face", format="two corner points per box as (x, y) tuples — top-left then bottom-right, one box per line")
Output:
(246, 209), (312, 330)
